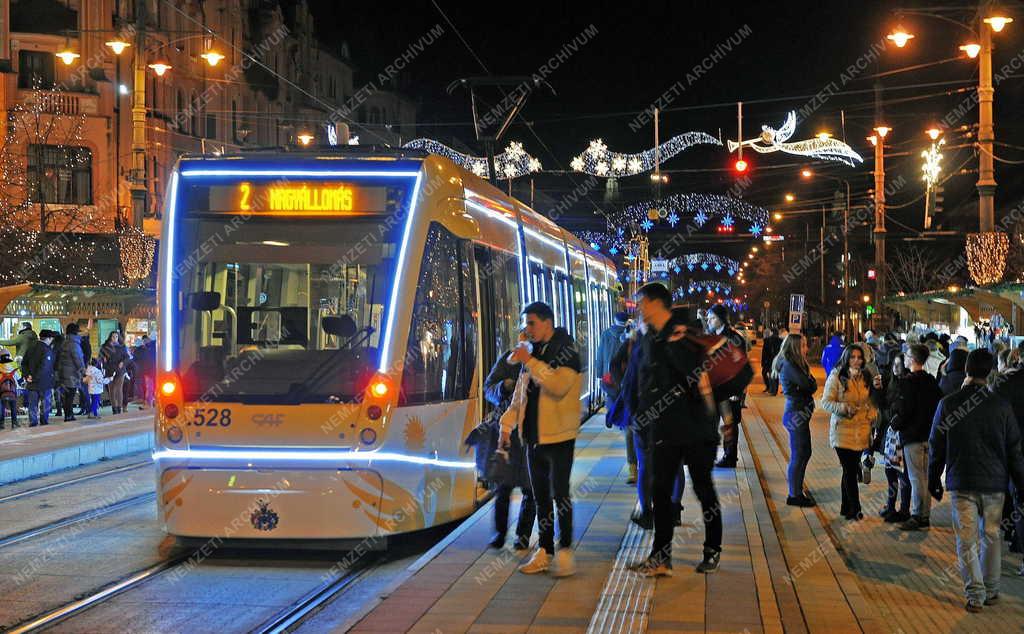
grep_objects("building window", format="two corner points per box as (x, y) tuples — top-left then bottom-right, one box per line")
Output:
(27, 145), (92, 205)
(176, 90), (188, 135)
(231, 100), (238, 142)
(206, 114), (217, 139)
(18, 51), (55, 89)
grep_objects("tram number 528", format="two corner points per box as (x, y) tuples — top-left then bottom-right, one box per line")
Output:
(190, 408), (232, 427)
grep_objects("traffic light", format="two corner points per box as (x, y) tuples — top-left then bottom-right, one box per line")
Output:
(734, 158), (749, 173)
(866, 304), (876, 316)
(867, 268), (876, 280)
(933, 185), (944, 215)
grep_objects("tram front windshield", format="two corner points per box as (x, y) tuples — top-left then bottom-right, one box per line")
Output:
(174, 179), (409, 404)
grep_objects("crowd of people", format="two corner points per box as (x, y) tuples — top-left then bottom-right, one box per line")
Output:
(0, 321), (156, 428)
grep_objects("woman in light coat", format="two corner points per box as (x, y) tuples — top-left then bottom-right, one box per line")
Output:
(820, 343), (879, 520)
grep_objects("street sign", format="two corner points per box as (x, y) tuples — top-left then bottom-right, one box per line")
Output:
(650, 258), (668, 274)
(788, 293), (805, 334)
(763, 235), (784, 242)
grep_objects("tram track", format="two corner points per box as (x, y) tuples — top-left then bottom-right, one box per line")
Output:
(0, 460), (151, 505)
(0, 492), (155, 549)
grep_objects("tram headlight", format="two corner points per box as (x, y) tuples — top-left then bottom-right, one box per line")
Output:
(167, 425), (183, 443)
(359, 428), (377, 445)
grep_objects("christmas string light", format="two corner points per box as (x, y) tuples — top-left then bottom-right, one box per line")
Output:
(728, 111), (863, 166)
(673, 253), (740, 276)
(570, 132), (721, 177)
(966, 232), (1008, 285)
(402, 138), (542, 179)
(618, 193), (770, 233)
(922, 138), (945, 187)
(683, 279), (733, 295)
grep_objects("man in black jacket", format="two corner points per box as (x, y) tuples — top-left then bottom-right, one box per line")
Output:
(630, 283), (721, 577)
(993, 353), (1024, 572)
(929, 349), (1024, 613)
(21, 330), (56, 426)
(706, 304), (750, 468)
(895, 343), (944, 531)
(761, 327), (782, 395)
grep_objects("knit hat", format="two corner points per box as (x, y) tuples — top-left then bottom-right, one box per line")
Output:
(708, 304), (730, 325)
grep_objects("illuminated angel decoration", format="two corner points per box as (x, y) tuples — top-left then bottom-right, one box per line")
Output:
(403, 138), (542, 179)
(571, 132), (721, 177)
(727, 111), (863, 166)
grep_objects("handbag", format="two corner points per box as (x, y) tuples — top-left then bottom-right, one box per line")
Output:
(485, 448), (517, 485)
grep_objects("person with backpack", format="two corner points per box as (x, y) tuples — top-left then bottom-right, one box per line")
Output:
(599, 312), (636, 483)
(705, 304), (754, 469)
(58, 323), (86, 422)
(83, 359), (112, 419)
(0, 352), (21, 429)
(774, 333), (818, 506)
(21, 330), (56, 426)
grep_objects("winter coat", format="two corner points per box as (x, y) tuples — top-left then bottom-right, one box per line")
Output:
(0, 361), (21, 400)
(929, 383), (1024, 494)
(500, 328), (582, 446)
(596, 324), (627, 396)
(992, 366), (1024, 438)
(875, 341), (901, 374)
(820, 336), (844, 376)
(470, 351), (528, 487)
(821, 369), (878, 451)
(134, 341), (156, 377)
(84, 365), (112, 396)
(939, 370), (966, 396)
(100, 340), (128, 378)
(606, 334), (643, 434)
(761, 335), (782, 370)
(21, 340), (56, 392)
(635, 314), (718, 446)
(779, 358), (817, 431)
(890, 370), (943, 445)
(923, 348), (946, 378)
(58, 334), (86, 389)
(0, 327), (37, 359)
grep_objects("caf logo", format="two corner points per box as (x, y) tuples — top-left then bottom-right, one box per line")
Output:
(250, 499), (280, 531)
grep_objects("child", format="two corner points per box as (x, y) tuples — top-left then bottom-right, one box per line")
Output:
(84, 359), (112, 419)
(0, 352), (20, 429)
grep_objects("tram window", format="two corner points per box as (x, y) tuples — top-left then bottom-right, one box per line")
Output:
(401, 223), (471, 404)
(553, 273), (571, 331)
(572, 276), (587, 358)
(480, 247), (520, 361)
(458, 239), (478, 398)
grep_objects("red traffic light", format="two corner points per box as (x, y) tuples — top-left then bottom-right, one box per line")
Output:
(867, 268), (877, 280)
(734, 158), (749, 173)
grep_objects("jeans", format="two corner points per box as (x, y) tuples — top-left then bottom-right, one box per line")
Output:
(527, 439), (575, 555)
(651, 441), (721, 564)
(884, 466), (911, 514)
(950, 491), (1005, 603)
(1011, 481), (1024, 555)
(787, 424), (812, 497)
(0, 398), (16, 426)
(89, 394), (102, 417)
(835, 447), (862, 516)
(26, 389), (51, 426)
(903, 442), (931, 519)
(718, 398), (742, 462)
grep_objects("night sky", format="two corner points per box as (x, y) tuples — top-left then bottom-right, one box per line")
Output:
(311, 1), (1024, 272)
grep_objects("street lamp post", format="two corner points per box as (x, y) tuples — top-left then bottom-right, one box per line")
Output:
(871, 127), (888, 320)
(977, 21), (995, 231)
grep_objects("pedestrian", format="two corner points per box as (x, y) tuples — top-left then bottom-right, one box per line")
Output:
(100, 331), (128, 414)
(76, 322), (92, 415)
(83, 359), (112, 419)
(0, 352), (20, 429)
(928, 348), (1024, 613)
(134, 334), (156, 408)
(821, 332), (844, 376)
(821, 343), (879, 520)
(991, 347), (1024, 575)
(598, 312), (636, 483)
(500, 302), (581, 577)
(774, 333), (818, 506)
(58, 323), (86, 422)
(878, 352), (912, 523)
(889, 343), (944, 531)
(876, 333), (901, 377)
(481, 331), (536, 551)
(761, 327), (782, 396)
(939, 348), (968, 396)
(629, 283), (721, 577)
(0, 322), (37, 361)
(923, 337), (946, 378)
(705, 303), (751, 469)
(21, 330), (56, 427)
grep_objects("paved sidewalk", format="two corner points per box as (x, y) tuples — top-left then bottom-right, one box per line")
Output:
(745, 360), (1024, 634)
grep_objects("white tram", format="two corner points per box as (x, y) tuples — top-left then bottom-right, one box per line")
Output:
(153, 150), (618, 540)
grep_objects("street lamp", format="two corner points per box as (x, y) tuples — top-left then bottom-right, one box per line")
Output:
(959, 43), (981, 58)
(147, 61), (172, 76)
(785, 193), (795, 203)
(105, 39), (131, 55)
(297, 132), (315, 146)
(983, 16), (1013, 32)
(887, 26), (915, 47)
(55, 49), (80, 65)
(201, 50), (226, 67)
(773, 212), (783, 221)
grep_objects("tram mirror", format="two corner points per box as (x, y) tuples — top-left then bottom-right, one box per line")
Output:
(322, 315), (357, 338)
(189, 291), (222, 311)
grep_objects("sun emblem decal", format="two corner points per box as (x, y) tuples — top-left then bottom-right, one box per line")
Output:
(404, 415), (426, 452)
(250, 499), (279, 531)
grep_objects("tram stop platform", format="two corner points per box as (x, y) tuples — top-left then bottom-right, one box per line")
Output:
(0, 409), (153, 485)
(339, 364), (1024, 633)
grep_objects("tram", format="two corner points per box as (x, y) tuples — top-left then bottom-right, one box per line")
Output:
(153, 149), (618, 541)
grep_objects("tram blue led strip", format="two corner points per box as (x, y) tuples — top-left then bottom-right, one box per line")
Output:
(167, 166), (422, 374)
(152, 448), (476, 469)
(161, 171), (180, 372)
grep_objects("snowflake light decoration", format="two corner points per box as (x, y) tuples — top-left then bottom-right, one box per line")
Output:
(672, 254), (741, 277)
(617, 194), (769, 234)
(721, 214), (735, 230)
(403, 138), (542, 179)
(640, 218), (654, 232)
(571, 132), (721, 177)
(694, 210), (709, 227)
(667, 211), (680, 227)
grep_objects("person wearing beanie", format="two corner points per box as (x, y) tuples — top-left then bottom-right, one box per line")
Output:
(598, 310), (636, 482)
(21, 330), (56, 426)
(0, 322), (37, 361)
(58, 322), (86, 422)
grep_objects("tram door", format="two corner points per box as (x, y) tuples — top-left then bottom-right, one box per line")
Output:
(473, 245), (520, 415)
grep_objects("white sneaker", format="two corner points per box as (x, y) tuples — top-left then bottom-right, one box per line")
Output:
(552, 548), (576, 577)
(518, 548), (551, 574)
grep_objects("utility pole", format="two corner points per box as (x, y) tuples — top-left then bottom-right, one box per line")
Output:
(977, 19), (996, 232)
(872, 130), (887, 318)
(130, 0), (148, 228)
(820, 206), (825, 307)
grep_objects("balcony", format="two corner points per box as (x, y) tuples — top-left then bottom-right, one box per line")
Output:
(16, 89), (99, 117)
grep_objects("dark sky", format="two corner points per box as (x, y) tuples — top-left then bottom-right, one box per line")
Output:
(310, 1), (1024, 266)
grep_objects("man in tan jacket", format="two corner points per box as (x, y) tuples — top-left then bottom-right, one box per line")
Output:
(501, 301), (582, 577)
